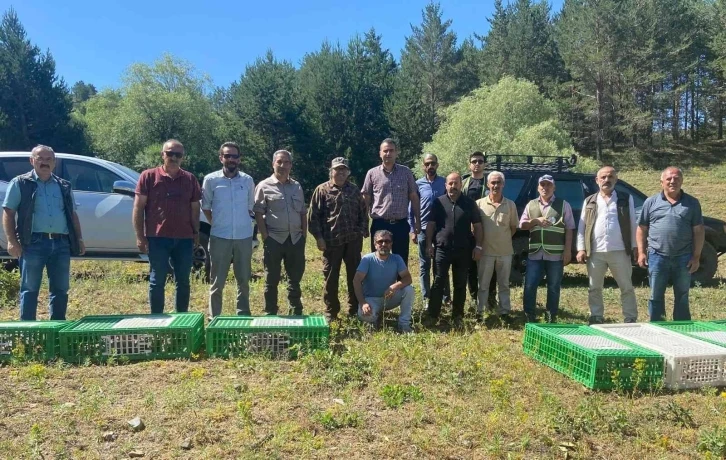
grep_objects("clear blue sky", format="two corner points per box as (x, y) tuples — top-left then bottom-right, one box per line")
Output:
(3, 0), (564, 91)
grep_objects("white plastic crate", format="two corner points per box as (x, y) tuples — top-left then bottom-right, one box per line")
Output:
(592, 323), (726, 389)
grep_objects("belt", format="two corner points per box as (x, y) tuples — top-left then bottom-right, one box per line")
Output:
(33, 232), (68, 240)
(373, 218), (407, 225)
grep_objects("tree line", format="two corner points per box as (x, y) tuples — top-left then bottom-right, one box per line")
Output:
(2, 1), (726, 191)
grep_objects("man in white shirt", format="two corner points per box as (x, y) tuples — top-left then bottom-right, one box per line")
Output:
(576, 166), (638, 324)
(202, 142), (256, 317)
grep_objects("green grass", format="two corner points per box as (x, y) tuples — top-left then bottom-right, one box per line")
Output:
(0, 166), (725, 458)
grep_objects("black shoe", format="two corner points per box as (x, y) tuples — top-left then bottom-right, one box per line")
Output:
(624, 317), (637, 323)
(499, 313), (512, 324)
(422, 315), (438, 328)
(476, 313), (485, 323)
(588, 315), (604, 325)
(452, 316), (464, 329)
(545, 312), (557, 324)
(525, 313), (538, 323)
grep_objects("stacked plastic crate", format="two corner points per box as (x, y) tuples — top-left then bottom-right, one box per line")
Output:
(523, 323), (664, 390)
(206, 315), (329, 358)
(59, 313), (204, 363)
(592, 323), (726, 389)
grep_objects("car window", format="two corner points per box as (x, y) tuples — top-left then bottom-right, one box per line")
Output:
(553, 180), (586, 212)
(0, 157), (34, 182)
(614, 182), (645, 210)
(63, 160), (122, 193)
(114, 164), (141, 182)
(483, 176), (527, 202)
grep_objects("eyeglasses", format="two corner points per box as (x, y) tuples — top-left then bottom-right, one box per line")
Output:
(470, 159), (485, 165)
(223, 154), (240, 159)
(375, 239), (392, 245)
(424, 162), (437, 166)
(165, 151), (184, 158)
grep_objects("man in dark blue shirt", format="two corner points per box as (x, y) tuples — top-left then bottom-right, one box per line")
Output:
(637, 167), (704, 321)
(409, 154), (447, 307)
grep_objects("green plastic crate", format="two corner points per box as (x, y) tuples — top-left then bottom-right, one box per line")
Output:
(523, 323), (664, 390)
(654, 321), (726, 348)
(0, 321), (70, 362)
(59, 313), (204, 363)
(206, 315), (329, 358)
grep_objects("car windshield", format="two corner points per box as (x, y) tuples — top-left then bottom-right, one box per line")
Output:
(114, 164), (141, 182)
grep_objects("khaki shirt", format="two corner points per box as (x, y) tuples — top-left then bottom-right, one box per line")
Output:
(476, 195), (519, 256)
(253, 175), (306, 244)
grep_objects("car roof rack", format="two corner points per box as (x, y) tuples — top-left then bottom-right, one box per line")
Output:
(483, 154), (578, 173)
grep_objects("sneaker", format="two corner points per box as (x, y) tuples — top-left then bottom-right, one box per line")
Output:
(545, 311), (557, 324)
(588, 315), (604, 325)
(624, 317), (637, 323)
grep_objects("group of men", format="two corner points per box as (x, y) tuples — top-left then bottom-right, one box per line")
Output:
(1, 141), (705, 332)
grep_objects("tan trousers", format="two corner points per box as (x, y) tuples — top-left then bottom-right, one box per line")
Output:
(587, 250), (637, 321)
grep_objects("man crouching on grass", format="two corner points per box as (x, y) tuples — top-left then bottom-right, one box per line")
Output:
(353, 230), (414, 333)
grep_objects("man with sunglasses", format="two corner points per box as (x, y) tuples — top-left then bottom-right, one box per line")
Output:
(201, 142), (255, 318)
(353, 229), (414, 332)
(133, 139), (201, 314)
(409, 153), (448, 309)
(462, 151), (495, 307)
(362, 138), (420, 266)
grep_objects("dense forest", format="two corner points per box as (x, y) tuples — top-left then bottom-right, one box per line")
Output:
(2, 1), (726, 189)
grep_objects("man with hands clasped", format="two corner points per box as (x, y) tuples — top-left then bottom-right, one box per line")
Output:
(353, 229), (414, 333)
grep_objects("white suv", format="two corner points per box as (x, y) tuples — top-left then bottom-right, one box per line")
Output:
(0, 152), (211, 276)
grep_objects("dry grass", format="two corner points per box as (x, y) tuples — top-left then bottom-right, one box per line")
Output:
(1, 166), (726, 459)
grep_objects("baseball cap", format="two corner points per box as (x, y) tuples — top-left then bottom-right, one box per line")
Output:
(538, 174), (555, 184)
(331, 157), (349, 169)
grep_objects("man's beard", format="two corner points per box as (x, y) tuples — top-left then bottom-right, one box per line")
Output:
(224, 163), (238, 172)
(377, 248), (391, 256)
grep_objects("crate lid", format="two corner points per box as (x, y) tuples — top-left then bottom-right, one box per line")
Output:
(62, 313), (203, 332)
(208, 315), (328, 329)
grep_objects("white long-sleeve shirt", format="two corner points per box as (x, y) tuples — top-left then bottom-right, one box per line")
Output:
(576, 191), (637, 253)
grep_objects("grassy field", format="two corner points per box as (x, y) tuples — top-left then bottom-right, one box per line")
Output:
(1, 166), (726, 459)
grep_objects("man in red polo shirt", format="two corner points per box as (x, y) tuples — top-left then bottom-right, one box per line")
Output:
(133, 139), (201, 313)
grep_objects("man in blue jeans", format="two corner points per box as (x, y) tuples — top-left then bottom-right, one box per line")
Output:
(520, 175), (575, 323)
(2, 145), (85, 320)
(353, 230), (414, 332)
(133, 139), (201, 314)
(637, 167), (704, 321)
(409, 153), (447, 309)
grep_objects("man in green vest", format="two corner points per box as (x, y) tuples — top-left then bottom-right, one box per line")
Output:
(520, 175), (575, 323)
(576, 166), (638, 324)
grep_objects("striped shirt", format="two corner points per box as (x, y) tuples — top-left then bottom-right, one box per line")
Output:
(362, 164), (417, 221)
(308, 180), (368, 246)
(135, 166), (201, 239)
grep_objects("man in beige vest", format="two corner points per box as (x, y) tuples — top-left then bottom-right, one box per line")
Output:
(576, 166), (638, 324)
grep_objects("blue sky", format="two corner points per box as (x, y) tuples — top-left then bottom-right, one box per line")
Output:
(3, 0), (563, 91)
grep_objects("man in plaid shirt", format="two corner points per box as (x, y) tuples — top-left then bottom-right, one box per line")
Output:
(308, 157), (369, 321)
(362, 138), (420, 266)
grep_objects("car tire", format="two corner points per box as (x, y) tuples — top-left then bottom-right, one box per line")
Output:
(3, 259), (19, 272)
(193, 230), (211, 284)
(691, 241), (718, 286)
(510, 236), (529, 285)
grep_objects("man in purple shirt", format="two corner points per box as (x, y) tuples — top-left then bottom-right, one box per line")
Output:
(519, 175), (575, 323)
(362, 138), (420, 266)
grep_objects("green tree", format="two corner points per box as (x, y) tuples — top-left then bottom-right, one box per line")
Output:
(479, 0), (565, 93)
(424, 76), (573, 174)
(388, 2), (462, 162)
(0, 8), (85, 152)
(83, 54), (220, 175)
(219, 51), (322, 189)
